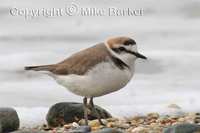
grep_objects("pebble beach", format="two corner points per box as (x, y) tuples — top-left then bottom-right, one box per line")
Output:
(17, 112), (200, 133)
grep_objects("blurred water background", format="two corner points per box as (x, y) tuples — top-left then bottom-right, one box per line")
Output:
(0, 0), (200, 127)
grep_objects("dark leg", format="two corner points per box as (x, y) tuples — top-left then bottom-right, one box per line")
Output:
(83, 97), (88, 125)
(89, 97), (105, 125)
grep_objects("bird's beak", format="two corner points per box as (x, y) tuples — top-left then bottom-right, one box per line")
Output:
(134, 52), (147, 60)
(124, 49), (147, 60)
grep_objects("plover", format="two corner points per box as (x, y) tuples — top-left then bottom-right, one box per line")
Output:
(25, 36), (147, 125)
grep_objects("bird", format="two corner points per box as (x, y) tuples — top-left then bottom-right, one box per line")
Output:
(25, 36), (147, 125)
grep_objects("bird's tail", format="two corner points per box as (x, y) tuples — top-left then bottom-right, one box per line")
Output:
(24, 64), (55, 71)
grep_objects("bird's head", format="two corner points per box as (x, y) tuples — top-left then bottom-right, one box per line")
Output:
(106, 37), (147, 64)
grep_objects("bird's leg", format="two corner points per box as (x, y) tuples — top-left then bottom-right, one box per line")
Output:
(89, 97), (105, 125)
(83, 97), (88, 125)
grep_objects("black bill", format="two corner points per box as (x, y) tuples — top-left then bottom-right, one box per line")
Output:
(133, 52), (147, 59)
(125, 49), (147, 59)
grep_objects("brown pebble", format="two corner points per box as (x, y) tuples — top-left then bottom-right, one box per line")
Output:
(64, 124), (72, 129)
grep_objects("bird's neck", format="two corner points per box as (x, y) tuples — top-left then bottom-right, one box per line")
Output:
(120, 54), (136, 71)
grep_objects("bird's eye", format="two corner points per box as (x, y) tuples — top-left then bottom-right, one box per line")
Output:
(124, 42), (130, 46)
(112, 47), (126, 53)
(124, 39), (136, 46)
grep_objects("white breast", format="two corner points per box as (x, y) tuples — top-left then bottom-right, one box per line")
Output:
(54, 61), (135, 98)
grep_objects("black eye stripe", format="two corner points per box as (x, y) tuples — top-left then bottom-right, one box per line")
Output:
(119, 47), (126, 51)
(112, 47), (136, 56)
(124, 39), (136, 46)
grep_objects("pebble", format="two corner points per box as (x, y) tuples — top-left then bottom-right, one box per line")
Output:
(46, 102), (111, 127)
(164, 123), (200, 133)
(131, 127), (148, 133)
(0, 107), (20, 132)
(64, 124), (72, 129)
(92, 128), (125, 133)
(147, 113), (160, 119)
(72, 122), (80, 128)
(69, 126), (91, 133)
(89, 120), (101, 127)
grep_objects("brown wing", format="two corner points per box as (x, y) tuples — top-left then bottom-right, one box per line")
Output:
(52, 43), (110, 75)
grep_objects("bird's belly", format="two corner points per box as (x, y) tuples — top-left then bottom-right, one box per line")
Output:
(54, 62), (134, 97)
